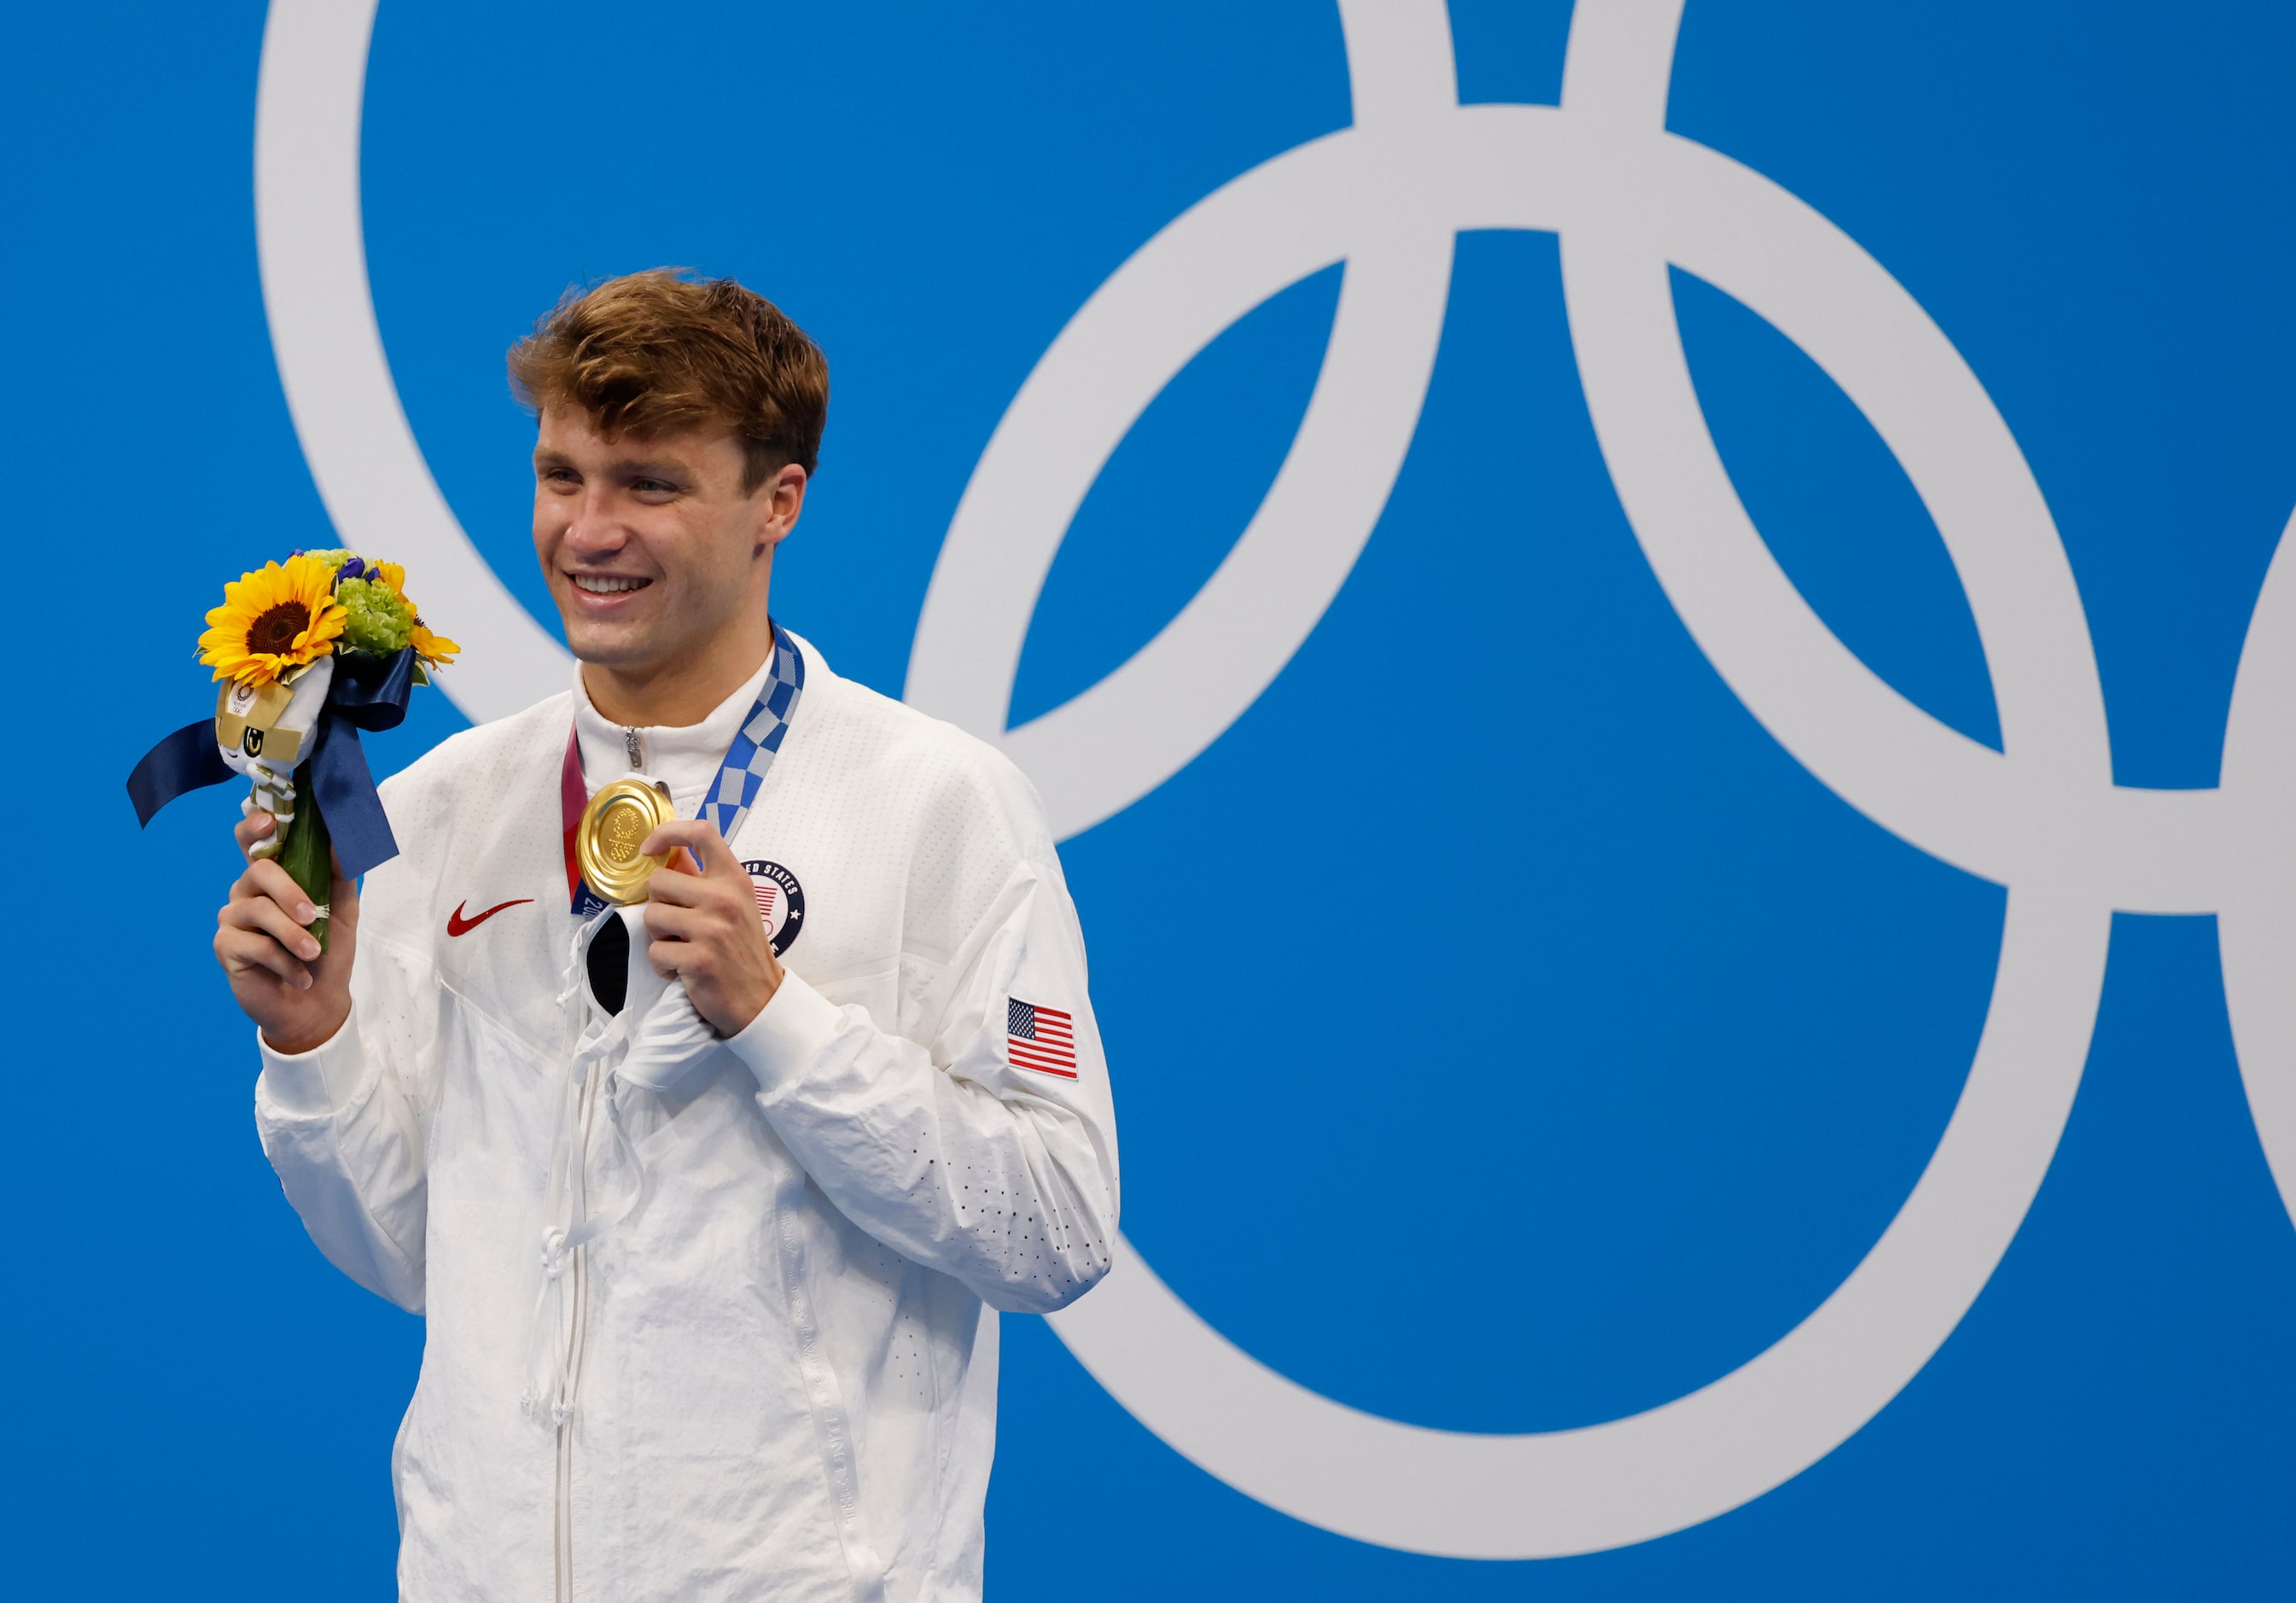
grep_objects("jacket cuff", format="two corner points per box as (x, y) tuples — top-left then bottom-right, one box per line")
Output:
(727, 970), (845, 1093)
(256, 1010), (366, 1117)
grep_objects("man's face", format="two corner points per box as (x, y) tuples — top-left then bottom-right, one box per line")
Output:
(532, 405), (800, 673)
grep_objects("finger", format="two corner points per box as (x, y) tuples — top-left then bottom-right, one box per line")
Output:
(235, 810), (277, 854)
(232, 860), (322, 923)
(219, 930), (315, 989)
(224, 896), (325, 962)
(682, 825), (747, 880)
(639, 849), (741, 909)
(242, 858), (316, 915)
(640, 864), (722, 908)
(221, 894), (326, 961)
(636, 833), (703, 890)
(640, 821), (743, 880)
(649, 937), (702, 982)
(215, 924), (314, 989)
(638, 819), (706, 857)
(641, 899), (702, 943)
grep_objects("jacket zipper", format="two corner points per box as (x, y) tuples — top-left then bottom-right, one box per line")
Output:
(555, 1057), (603, 1603)
(558, 724), (635, 1600)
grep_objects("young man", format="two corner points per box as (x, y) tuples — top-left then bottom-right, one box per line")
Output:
(216, 270), (1118, 1601)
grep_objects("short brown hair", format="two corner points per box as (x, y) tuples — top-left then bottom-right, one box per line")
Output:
(508, 268), (829, 490)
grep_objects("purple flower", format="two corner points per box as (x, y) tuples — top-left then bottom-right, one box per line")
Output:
(337, 555), (367, 581)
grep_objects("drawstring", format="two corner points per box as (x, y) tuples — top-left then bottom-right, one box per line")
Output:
(521, 909), (653, 1426)
(527, 1226), (580, 1429)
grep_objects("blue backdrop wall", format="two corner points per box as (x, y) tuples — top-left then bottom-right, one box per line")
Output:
(10, 1), (2296, 1595)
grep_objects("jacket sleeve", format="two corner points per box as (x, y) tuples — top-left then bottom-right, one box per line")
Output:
(252, 925), (434, 1314)
(726, 771), (1119, 1314)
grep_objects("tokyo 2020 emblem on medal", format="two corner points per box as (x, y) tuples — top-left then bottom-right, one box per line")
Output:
(575, 779), (678, 906)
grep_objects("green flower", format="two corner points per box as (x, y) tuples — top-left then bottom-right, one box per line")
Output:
(336, 575), (416, 656)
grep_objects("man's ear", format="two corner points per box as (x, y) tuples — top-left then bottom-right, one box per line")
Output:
(756, 463), (807, 550)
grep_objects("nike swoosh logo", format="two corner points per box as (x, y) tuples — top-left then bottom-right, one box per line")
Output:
(447, 897), (534, 937)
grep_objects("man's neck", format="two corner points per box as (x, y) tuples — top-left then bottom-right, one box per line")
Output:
(581, 623), (776, 729)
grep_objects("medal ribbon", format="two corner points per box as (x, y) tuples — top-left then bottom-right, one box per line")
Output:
(561, 627), (806, 912)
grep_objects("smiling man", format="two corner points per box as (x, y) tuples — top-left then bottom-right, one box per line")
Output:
(214, 270), (1119, 1602)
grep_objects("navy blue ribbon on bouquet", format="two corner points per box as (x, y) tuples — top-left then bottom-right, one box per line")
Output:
(125, 647), (417, 878)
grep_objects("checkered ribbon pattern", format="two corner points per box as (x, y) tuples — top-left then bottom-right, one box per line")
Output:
(702, 629), (806, 842)
(568, 629), (806, 917)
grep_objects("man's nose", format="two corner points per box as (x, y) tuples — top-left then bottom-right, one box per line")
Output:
(562, 489), (627, 553)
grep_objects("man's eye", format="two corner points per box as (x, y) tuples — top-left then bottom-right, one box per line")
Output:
(541, 466), (578, 484)
(632, 479), (675, 494)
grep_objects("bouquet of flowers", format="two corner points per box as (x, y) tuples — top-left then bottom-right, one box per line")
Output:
(128, 549), (459, 950)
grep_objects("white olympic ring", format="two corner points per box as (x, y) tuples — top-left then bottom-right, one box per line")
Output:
(257, 0), (2296, 1560)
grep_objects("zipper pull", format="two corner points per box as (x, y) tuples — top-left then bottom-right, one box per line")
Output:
(623, 726), (644, 770)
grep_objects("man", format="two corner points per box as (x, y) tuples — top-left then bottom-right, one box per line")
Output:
(216, 270), (1118, 1602)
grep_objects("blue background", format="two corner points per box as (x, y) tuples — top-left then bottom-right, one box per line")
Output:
(10, 1), (2295, 1594)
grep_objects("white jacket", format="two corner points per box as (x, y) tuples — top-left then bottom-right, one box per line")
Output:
(253, 633), (1119, 1602)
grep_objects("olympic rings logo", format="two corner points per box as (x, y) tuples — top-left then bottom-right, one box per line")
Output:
(257, 0), (2296, 1560)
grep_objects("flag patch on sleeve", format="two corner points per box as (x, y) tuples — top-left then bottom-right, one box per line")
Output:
(1006, 998), (1078, 1078)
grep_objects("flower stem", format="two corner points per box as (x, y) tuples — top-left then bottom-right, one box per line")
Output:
(279, 765), (335, 952)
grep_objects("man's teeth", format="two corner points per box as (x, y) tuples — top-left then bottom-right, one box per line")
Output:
(573, 574), (650, 594)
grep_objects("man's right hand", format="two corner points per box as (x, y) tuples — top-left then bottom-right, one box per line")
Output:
(215, 811), (358, 1055)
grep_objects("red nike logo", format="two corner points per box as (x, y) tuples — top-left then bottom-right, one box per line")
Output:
(447, 897), (533, 936)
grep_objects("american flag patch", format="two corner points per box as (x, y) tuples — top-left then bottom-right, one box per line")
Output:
(1006, 998), (1078, 1078)
(752, 879), (778, 924)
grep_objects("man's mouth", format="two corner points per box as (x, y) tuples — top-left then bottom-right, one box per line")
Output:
(570, 573), (653, 595)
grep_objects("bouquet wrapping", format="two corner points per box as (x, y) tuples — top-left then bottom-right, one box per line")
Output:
(127, 550), (459, 949)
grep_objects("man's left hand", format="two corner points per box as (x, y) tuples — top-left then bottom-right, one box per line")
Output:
(638, 821), (783, 1036)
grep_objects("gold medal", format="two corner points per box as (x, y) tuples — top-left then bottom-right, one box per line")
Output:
(575, 778), (678, 904)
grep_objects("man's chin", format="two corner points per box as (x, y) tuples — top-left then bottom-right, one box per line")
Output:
(560, 621), (661, 671)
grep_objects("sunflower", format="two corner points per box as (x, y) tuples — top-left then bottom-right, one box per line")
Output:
(410, 620), (462, 670)
(198, 554), (348, 687)
(376, 562), (460, 669)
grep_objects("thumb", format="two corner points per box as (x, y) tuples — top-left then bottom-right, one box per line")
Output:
(686, 824), (747, 880)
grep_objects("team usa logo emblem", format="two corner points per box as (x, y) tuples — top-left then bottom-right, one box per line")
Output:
(741, 860), (805, 955)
